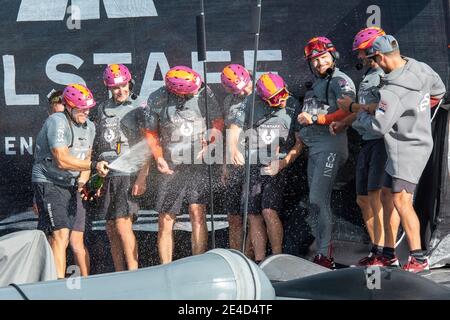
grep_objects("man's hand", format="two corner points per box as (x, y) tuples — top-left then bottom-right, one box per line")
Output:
(329, 121), (347, 136)
(196, 138), (209, 161)
(156, 157), (174, 175)
(298, 112), (313, 125)
(132, 175), (147, 196)
(196, 128), (222, 161)
(337, 95), (353, 112)
(78, 179), (90, 201)
(96, 161), (109, 177)
(78, 179), (102, 201)
(261, 159), (286, 176)
(230, 148), (245, 166)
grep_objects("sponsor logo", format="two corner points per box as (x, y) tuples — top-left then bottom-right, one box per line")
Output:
(57, 126), (65, 143)
(377, 100), (388, 113)
(418, 93), (430, 113)
(180, 123), (194, 136)
(366, 266), (381, 290)
(260, 129), (276, 145)
(103, 128), (116, 142)
(338, 78), (354, 93)
(324, 152), (336, 177)
(17, 0), (158, 22)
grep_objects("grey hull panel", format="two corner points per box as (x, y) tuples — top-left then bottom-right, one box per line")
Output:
(0, 248), (275, 300)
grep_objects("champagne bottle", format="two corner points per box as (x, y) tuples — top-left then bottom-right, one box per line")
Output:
(84, 174), (105, 200)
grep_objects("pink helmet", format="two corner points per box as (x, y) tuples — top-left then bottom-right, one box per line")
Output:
(165, 66), (202, 95)
(256, 73), (289, 107)
(63, 84), (96, 110)
(304, 36), (337, 60)
(221, 64), (251, 94)
(103, 64), (132, 87)
(352, 27), (386, 51)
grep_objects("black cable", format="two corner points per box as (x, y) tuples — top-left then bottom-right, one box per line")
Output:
(8, 283), (29, 300)
(241, 0), (262, 254)
(197, 0), (215, 248)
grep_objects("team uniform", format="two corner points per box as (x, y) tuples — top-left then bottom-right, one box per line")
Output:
(358, 57), (446, 192)
(352, 67), (387, 196)
(222, 93), (247, 215)
(90, 97), (142, 220)
(32, 112), (95, 234)
(228, 95), (300, 214)
(143, 85), (221, 215)
(299, 67), (356, 257)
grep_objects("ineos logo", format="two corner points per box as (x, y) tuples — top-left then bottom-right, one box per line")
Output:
(57, 127), (65, 143)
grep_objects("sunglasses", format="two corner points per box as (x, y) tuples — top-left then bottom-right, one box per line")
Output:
(368, 54), (380, 62)
(304, 41), (332, 59)
(265, 88), (289, 107)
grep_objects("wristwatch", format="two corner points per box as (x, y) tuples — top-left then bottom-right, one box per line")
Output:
(311, 114), (318, 124)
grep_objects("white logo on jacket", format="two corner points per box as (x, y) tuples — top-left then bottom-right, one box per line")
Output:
(56, 126), (65, 143)
(104, 129), (115, 142)
(180, 123), (193, 136)
(418, 93), (430, 113)
(260, 129), (276, 144)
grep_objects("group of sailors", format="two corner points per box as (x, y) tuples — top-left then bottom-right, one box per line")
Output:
(31, 27), (446, 278)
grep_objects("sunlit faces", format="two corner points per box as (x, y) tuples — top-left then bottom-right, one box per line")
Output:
(279, 99), (287, 108)
(311, 51), (334, 76)
(370, 53), (387, 72)
(68, 106), (90, 124)
(110, 82), (130, 104)
(357, 49), (375, 68)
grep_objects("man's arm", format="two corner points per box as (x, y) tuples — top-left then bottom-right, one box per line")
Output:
(281, 133), (303, 168)
(144, 129), (163, 160)
(261, 133), (303, 176)
(427, 63), (446, 100)
(316, 76), (356, 124)
(51, 147), (108, 176)
(358, 90), (403, 136)
(329, 113), (357, 136)
(227, 124), (245, 166)
(132, 159), (150, 196)
(337, 94), (378, 114)
(51, 147), (91, 171)
(316, 108), (352, 125)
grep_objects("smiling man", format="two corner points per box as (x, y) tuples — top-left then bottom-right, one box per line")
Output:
(297, 36), (356, 268)
(356, 35), (446, 273)
(32, 84), (108, 279)
(90, 64), (150, 272)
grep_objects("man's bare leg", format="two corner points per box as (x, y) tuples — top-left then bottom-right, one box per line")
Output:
(158, 212), (176, 264)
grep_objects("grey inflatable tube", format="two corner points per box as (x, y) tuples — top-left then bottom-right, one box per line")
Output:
(0, 249), (275, 300)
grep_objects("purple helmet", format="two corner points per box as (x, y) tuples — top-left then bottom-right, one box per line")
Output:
(256, 73), (289, 107)
(63, 84), (96, 110)
(221, 64), (251, 94)
(256, 73), (286, 100)
(352, 27), (386, 51)
(165, 66), (202, 95)
(103, 64), (132, 87)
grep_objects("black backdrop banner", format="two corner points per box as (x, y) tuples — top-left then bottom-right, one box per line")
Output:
(0, 0), (448, 217)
